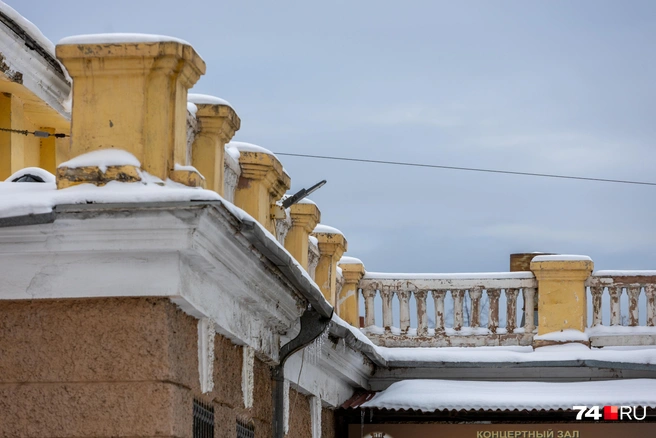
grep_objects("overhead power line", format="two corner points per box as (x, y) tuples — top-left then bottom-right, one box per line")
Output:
(0, 127), (69, 138)
(273, 152), (656, 187)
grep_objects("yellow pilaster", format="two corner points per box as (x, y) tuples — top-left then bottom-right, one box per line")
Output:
(233, 146), (290, 234)
(189, 96), (240, 195)
(312, 226), (347, 306)
(55, 38), (206, 187)
(530, 256), (593, 335)
(337, 257), (365, 327)
(0, 93), (25, 179)
(38, 127), (56, 173)
(284, 202), (321, 270)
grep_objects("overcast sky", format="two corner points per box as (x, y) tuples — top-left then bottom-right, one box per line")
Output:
(16, 0), (656, 273)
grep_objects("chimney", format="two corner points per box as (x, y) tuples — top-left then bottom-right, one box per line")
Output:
(55, 35), (206, 188)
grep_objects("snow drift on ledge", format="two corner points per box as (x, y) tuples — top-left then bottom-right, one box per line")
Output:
(361, 379), (656, 411)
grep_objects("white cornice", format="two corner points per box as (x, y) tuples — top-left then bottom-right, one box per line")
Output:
(0, 203), (313, 362)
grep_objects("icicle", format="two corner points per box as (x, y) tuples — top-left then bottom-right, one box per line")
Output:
(306, 329), (329, 365)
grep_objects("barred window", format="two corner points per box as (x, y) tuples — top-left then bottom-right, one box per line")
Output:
(236, 419), (255, 438)
(193, 399), (214, 438)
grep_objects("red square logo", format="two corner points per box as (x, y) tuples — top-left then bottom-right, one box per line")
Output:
(604, 406), (619, 421)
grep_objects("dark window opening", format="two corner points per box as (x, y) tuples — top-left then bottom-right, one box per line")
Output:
(193, 399), (214, 438)
(236, 419), (255, 438)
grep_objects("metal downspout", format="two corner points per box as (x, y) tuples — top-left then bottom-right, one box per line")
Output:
(272, 306), (332, 438)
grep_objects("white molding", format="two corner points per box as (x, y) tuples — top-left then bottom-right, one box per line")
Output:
(283, 379), (290, 435)
(198, 318), (215, 393)
(242, 346), (255, 408)
(310, 395), (322, 438)
(0, 204), (308, 362)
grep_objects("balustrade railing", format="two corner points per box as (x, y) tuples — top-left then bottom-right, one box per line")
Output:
(358, 272), (537, 347)
(586, 271), (656, 328)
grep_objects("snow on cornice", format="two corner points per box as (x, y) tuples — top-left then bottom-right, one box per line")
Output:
(0, 1), (71, 113)
(532, 254), (592, 262)
(313, 224), (344, 235)
(361, 379), (656, 411)
(339, 256), (363, 265)
(188, 93), (232, 108)
(229, 141), (274, 155)
(0, 1), (56, 55)
(58, 149), (141, 173)
(58, 33), (191, 45)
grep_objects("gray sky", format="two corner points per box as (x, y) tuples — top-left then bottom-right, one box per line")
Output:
(17, 0), (656, 273)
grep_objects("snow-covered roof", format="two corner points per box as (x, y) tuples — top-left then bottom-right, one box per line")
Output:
(58, 33), (191, 46)
(360, 379), (656, 411)
(188, 93), (232, 108)
(378, 343), (656, 365)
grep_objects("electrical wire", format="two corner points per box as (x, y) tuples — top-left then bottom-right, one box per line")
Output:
(273, 152), (656, 187)
(0, 127), (69, 138)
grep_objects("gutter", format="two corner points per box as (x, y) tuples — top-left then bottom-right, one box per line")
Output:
(329, 320), (387, 368)
(272, 308), (332, 438)
(238, 218), (333, 319)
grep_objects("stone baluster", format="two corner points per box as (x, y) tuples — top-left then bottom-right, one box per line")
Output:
(433, 290), (446, 334)
(452, 290), (464, 331)
(469, 287), (482, 328)
(398, 289), (411, 334)
(487, 288), (500, 333)
(609, 285), (622, 326)
(646, 284), (656, 327)
(381, 285), (394, 332)
(415, 290), (428, 336)
(523, 287), (536, 333)
(362, 286), (377, 328)
(628, 285), (641, 326)
(590, 286), (603, 327)
(505, 288), (519, 333)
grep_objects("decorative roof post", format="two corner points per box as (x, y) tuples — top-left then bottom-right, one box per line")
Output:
(55, 35), (206, 188)
(531, 255), (594, 346)
(337, 257), (365, 327)
(188, 94), (240, 195)
(312, 225), (347, 306)
(0, 93), (25, 179)
(284, 201), (321, 270)
(231, 142), (290, 235)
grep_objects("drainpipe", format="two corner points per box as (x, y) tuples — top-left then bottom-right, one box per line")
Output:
(272, 306), (332, 438)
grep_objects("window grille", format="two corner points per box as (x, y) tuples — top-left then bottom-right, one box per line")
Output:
(193, 399), (214, 438)
(236, 419), (255, 438)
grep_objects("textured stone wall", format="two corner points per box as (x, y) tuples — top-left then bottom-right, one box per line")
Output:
(0, 298), (334, 437)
